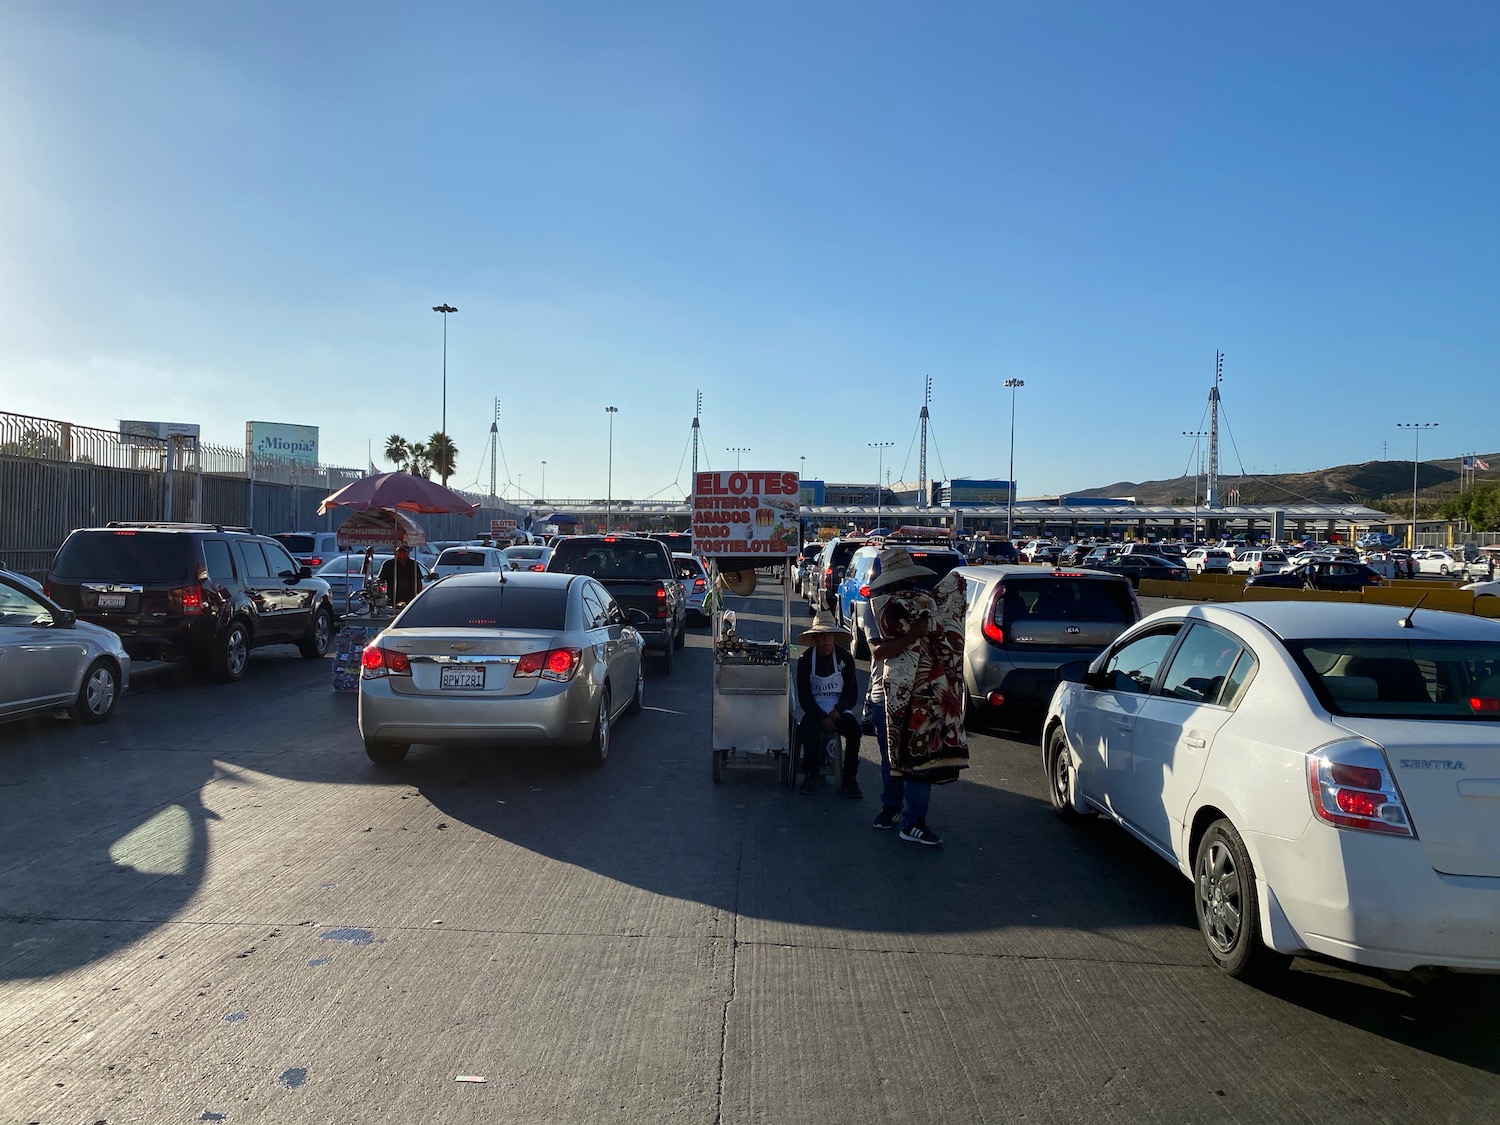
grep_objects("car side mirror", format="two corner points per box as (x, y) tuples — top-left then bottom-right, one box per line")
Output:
(1056, 659), (1090, 685)
(299, 565), (312, 580)
(55, 609), (77, 628)
(1082, 668), (1109, 691)
(280, 570), (300, 583)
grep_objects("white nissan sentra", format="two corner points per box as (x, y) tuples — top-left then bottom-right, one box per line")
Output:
(358, 571), (646, 768)
(1043, 601), (1500, 983)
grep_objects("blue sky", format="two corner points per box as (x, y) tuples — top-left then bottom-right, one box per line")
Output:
(2, 1), (1496, 504)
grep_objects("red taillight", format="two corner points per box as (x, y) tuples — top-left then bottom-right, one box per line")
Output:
(656, 585), (668, 618)
(43, 581), (53, 599)
(307, 557), (323, 569)
(694, 578), (706, 589)
(515, 647), (581, 681)
(1307, 742), (1414, 837)
(859, 585), (870, 598)
(983, 617), (1005, 645)
(172, 584), (204, 616)
(361, 645), (411, 678)
(530, 563), (545, 571)
(1469, 696), (1500, 714)
(987, 690), (1005, 707)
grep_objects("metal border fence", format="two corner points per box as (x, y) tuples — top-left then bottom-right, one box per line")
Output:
(0, 411), (524, 579)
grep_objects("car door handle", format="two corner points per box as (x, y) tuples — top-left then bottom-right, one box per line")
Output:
(1115, 720), (1132, 732)
(1184, 735), (1206, 748)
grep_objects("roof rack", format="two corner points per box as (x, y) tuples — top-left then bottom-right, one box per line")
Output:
(104, 521), (256, 533)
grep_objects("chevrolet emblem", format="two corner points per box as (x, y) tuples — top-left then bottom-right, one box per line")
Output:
(450, 643), (474, 652)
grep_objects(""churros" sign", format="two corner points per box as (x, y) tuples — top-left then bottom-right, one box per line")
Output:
(692, 471), (800, 558)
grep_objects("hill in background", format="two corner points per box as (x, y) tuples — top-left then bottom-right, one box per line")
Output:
(1071, 454), (1500, 512)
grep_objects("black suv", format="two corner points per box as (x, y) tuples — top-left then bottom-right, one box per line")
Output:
(809, 536), (868, 613)
(46, 523), (336, 681)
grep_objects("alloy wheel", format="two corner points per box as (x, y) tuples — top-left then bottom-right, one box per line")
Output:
(1197, 840), (1243, 955)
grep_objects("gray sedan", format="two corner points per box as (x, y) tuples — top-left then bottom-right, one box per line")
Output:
(0, 571), (130, 726)
(357, 570), (646, 767)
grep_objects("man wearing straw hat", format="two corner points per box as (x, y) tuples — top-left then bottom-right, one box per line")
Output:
(793, 615), (863, 797)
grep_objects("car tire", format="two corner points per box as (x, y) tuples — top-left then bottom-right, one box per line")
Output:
(625, 661), (645, 716)
(299, 606), (333, 659)
(580, 688), (610, 768)
(211, 620), (251, 683)
(1193, 819), (1292, 984)
(364, 740), (409, 766)
(70, 659), (120, 724)
(674, 619), (686, 649)
(852, 614), (870, 660)
(657, 638), (674, 675)
(1440, 565), (1450, 576)
(712, 748), (727, 784)
(1045, 725), (1083, 821)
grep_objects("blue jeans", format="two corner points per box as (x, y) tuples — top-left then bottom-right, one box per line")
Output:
(872, 703), (931, 830)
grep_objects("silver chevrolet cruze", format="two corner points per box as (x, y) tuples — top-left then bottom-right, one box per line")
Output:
(357, 570), (646, 767)
(0, 570), (130, 727)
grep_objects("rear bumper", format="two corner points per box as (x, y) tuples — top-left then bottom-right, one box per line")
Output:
(358, 676), (597, 747)
(84, 617), (215, 662)
(1253, 825), (1500, 973)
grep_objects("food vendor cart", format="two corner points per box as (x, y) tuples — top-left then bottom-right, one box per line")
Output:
(693, 469), (801, 785)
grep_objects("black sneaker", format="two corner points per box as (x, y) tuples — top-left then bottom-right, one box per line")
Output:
(872, 807), (899, 830)
(838, 779), (864, 800)
(798, 774), (821, 796)
(899, 821), (943, 847)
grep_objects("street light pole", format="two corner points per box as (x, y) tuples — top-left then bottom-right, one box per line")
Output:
(868, 441), (894, 531)
(1004, 378), (1025, 541)
(605, 407), (619, 532)
(431, 303), (457, 485)
(540, 461), (546, 506)
(1396, 422), (1438, 548)
(726, 447), (751, 470)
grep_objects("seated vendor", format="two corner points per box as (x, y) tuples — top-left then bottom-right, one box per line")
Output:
(794, 615), (862, 798)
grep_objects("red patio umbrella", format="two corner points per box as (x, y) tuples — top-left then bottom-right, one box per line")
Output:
(318, 471), (480, 517)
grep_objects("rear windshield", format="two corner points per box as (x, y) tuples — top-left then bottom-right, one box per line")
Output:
(438, 550), (488, 566)
(995, 577), (1135, 626)
(1288, 639), (1500, 720)
(272, 534), (315, 554)
(505, 548), (544, 560)
(396, 583), (568, 631)
(51, 531), (196, 582)
(549, 539), (670, 579)
(903, 550), (965, 581)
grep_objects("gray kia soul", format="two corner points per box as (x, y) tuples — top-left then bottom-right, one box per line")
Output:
(956, 564), (1141, 723)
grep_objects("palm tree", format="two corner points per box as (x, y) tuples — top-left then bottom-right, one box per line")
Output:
(383, 434), (409, 472)
(426, 431), (458, 485)
(408, 441), (431, 479)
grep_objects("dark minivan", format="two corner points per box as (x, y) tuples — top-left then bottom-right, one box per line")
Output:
(46, 523), (336, 681)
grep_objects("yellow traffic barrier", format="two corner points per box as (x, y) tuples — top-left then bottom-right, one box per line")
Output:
(1362, 586), (1476, 614)
(1243, 586), (1361, 604)
(1475, 596), (1500, 619)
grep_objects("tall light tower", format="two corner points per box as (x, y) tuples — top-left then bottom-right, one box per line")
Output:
(869, 441), (894, 531)
(432, 303), (458, 485)
(1206, 351), (1224, 509)
(540, 460), (546, 506)
(1396, 422), (1438, 547)
(489, 399), (499, 503)
(1004, 378), (1025, 541)
(726, 447), (751, 469)
(605, 406), (619, 532)
(690, 391), (702, 479)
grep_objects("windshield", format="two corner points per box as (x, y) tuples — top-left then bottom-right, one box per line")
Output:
(271, 534), (315, 554)
(317, 556), (387, 576)
(996, 577), (1135, 625)
(395, 583), (568, 631)
(1288, 639), (1500, 720)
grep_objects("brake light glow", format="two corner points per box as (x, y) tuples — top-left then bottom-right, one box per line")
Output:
(656, 585), (668, 618)
(170, 584), (204, 616)
(1051, 571), (1085, 578)
(1307, 741), (1415, 837)
(859, 585), (870, 598)
(514, 647), (582, 681)
(361, 645), (412, 678)
(530, 563), (545, 571)
(694, 578), (706, 589)
(307, 557), (323, 568)
(1469, 696), (1500, 714)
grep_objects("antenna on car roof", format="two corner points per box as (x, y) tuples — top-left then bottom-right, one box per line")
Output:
(1398, 593), (1427, 629)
